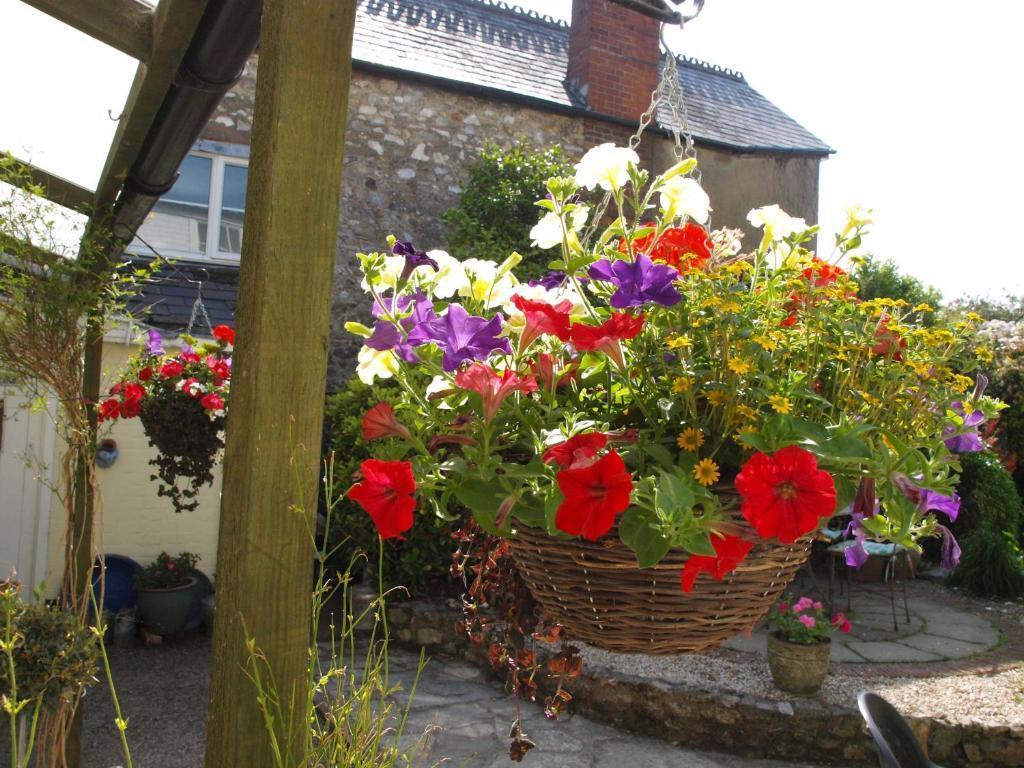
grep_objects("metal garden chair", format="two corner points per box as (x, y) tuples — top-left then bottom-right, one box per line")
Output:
(858, 692), (943, 768)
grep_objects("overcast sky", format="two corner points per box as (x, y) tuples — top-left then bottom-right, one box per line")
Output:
(2, 0), (1020, 301)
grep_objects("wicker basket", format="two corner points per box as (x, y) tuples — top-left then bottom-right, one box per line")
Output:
(509, 515), (811, 655)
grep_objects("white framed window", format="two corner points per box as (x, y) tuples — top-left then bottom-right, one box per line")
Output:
(130, 151), (248, 262)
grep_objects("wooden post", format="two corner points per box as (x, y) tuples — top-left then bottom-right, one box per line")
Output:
(204, 2), (356, 767)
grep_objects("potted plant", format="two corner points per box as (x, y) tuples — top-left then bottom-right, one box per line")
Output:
(99, 325), (233, 513)
(767, 596), (851, 694)
(342, 143), (998, 654)
(133, 552), (200, 636)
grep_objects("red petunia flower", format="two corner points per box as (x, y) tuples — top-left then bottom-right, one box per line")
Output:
(160, 360), (184, 379)
(555, 450), (633, 541)
(362, 402), (412, 441)
(567, 313), (645, 368)
(213, 325), (236, 346)
(454, 362), (538, 424)
(201, 393), (224, 412)
(511, 295), (573, 352)
(543, 432), (608, 469)
(680, 534), (753, 593)
(621, 223), (712, 272)
(802, 256), (846, 288)
(831, 612), (852, 634)
(871, 314), (905, 361)
(735, 445), (837, 543)
(138, 367), (153, 382)
(529, 353), (576, 391)
(348, 459), (417, 540)
(122, 383), (145, 403)
(180, 378), (204, 398)
(118, 398), (141, 419)
(98, 398), (120, 422)
(207, 356), (231, 381)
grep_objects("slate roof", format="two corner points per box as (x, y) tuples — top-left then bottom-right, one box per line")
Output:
(127, 260), (238, 335)
(352, 0), (832, 154)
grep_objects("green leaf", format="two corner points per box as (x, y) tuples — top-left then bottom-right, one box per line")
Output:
(656, 469), (695, 514)
(642, 442), (675, 469)
(833, 475), (858, 514)
(823, 434), (872, 460)
(454, 477), (509, 535)
(512, 493), (546, 528)
(678, 530), (716, 557)
(619, 506), (671, 567)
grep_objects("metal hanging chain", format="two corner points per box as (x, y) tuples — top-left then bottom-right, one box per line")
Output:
(186, 280), (214, 338)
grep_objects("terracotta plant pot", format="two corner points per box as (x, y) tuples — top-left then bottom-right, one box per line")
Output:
(135, 576), (197, 636)
(766, 632), (831, 694)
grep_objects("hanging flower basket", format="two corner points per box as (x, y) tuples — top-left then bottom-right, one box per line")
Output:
(100, 326), (233, 513)
(342, 144), (997, 655)
(509, 512), (810, 654)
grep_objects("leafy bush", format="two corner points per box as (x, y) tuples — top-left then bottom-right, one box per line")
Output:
(951, 529), (1024, 598)
(950, 452), (1024, 597)
(850, 255), (942, 310)
(977, 321), (1024, 474)
(324, 376), (455, 594)
(443, 141), (572, 279)
(951, 452), (1022, 539)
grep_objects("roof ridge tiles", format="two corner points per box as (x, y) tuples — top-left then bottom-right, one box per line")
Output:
(461, 0), (568, 27)
(674, 54), (746, 83)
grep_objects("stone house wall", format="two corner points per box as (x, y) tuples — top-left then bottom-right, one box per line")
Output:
(201, 56), (821, 389)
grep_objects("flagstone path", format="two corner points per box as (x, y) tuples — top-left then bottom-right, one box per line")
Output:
(722, 584), (1001, 664)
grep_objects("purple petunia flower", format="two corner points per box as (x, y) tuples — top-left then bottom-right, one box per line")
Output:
(365, 292), (436, 363)
(410, 303), (511, 372)
(588, 253), (681, 309)
(892, 474), (961, 523)
(146, 329), (165, 357)
(943, 401), (986, 453)
(393, 239), (438, 283)
(935, 523), (962, 570)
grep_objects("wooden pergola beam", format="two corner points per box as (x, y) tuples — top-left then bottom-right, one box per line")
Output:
(92, 0), (209, 209)
(3, 154), (95, 212)
(19, 0), (155, 62)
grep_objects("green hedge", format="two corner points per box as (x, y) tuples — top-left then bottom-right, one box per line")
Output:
(323, 376), (455, 595)
(950, 452), (1024, 597)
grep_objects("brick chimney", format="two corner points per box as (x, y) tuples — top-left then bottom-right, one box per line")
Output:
(567, 0), (662, 146)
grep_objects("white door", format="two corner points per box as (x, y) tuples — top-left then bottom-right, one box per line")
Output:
(0, 386), (55, 593)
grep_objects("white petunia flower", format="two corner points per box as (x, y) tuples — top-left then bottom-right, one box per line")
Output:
(425, 249), (469, 299)
(660, 176), (711, 224)
(529, 204), (590, 250)
(356, 345), (399, 385)
(746, 205), (808, 241)
(574, 144), (639, 192)
(460, 258), (518, 309)
(359, 254), (404, 293)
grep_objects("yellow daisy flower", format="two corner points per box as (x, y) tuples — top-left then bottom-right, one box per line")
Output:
(672, 376), (694, 394)
(975, 346), (994, 363)
(667, 335), (693, 350)
(720, 300), (742, 314)
(693, 458), (720, 487)
(913, 303), (934, 314)
(736, 403), (758, 421)
(965, 312), (983, 323)
(768, 394), (792, 414)
(677, 427), (705, 452)
(703, 390), (727, 406)
(752, 334), (778, 351)
(733, 424), (757, 444)
(728, 358), (752, 375)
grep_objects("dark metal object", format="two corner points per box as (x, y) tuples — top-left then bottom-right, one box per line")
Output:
(606, 0), (704, 23)
(858, 692), (943, 768)
(110, 0), (263, 246)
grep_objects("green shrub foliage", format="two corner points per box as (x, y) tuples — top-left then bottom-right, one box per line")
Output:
(442, 141), (572, 279)
(952, 452), (1023, 538)
(323, 376), (455, 594)
(951, 452), (1024, 597)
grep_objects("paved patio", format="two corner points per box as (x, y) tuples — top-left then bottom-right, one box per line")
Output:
(722, 584), (1002, 664)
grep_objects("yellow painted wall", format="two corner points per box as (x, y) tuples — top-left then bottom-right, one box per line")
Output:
(43, 339), (223, 597)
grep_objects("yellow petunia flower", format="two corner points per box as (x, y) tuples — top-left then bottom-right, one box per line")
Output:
(677, 427), (705, 452)
(768, 394), (792, 414)
(693, 458), (720, 487)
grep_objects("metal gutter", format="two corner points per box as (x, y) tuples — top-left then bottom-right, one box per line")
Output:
(109, 0), (263, 246)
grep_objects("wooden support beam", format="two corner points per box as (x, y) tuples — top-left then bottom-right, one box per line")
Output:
(19, 0), (155, 62)
(3, 154), (95, 212)
(204, 1), (357, 766)
(92, 0), (208, 209)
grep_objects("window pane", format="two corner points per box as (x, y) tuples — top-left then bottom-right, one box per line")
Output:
(135, 155), (212, 255)
(218, 163), (247, 255)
